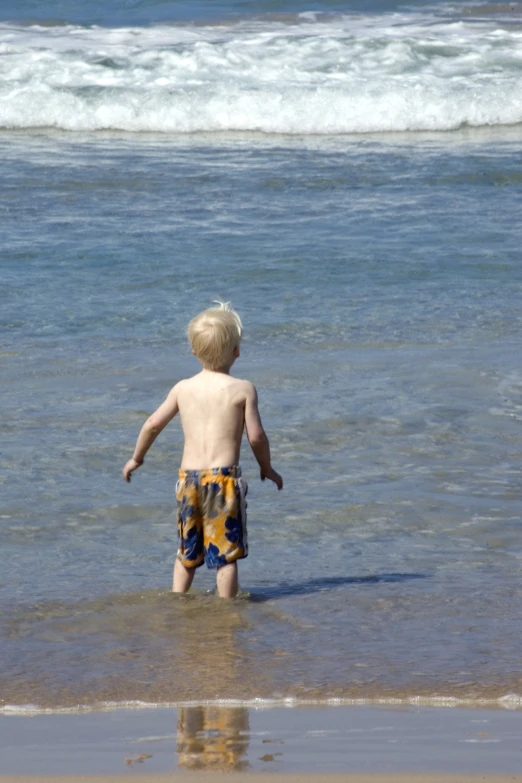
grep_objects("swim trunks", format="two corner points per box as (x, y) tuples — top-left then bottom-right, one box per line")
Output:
(176, 466), (248, 569)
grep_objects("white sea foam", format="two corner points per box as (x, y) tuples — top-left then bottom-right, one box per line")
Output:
(2, 693), (522, 715)
(1, 14), (521, 134)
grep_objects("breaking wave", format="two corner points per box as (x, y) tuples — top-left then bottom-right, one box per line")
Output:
(1, 12), (522, 134)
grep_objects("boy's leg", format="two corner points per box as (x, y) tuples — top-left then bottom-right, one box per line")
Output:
(216, 562), (238, 599)
(173, 558), (196, 593)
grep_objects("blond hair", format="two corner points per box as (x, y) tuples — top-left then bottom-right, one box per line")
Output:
(188, 301), (243, 371)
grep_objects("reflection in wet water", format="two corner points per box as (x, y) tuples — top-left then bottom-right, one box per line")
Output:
(177, 705), (249, 771)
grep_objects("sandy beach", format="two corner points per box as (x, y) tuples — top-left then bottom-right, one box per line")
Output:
(2, 776), (522, 783)
(2, 705), (522, 778)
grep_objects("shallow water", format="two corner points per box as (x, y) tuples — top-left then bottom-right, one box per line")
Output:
(2, 0), (522, 715)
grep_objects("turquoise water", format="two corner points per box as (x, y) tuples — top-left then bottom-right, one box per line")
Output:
(2, 0), (522, 712)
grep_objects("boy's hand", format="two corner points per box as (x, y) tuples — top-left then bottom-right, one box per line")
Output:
(122, 458), (143, 483)
(260, 467), (283, 490)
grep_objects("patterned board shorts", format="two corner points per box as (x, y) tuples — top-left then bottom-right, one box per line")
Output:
(176, 466), (248, 569)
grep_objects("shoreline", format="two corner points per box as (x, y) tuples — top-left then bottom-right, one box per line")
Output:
(3, 693), (522, 716)
(2, 704), (522, 777)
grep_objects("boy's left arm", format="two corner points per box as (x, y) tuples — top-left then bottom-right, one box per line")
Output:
(122, 384), (180, 482)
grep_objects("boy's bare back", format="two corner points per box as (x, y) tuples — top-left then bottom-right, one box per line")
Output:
(177, 371), (258, 470)
(127, 368), (278, 480)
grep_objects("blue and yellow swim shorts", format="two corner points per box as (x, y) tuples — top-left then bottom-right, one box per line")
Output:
(176, 466), (248, 569)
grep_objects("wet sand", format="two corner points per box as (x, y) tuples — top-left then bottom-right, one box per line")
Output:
(2, 776), (522, 783)
(2, 705), (522, 777)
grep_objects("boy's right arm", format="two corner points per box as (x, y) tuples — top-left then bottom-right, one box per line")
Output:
(244, 382), (283, 490)
(122, 383), (180, 482)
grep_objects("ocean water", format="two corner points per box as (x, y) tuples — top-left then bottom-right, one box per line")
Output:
(2, 0), (522, 715)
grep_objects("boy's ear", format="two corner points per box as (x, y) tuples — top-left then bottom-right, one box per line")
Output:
(233, 344), (240, 358)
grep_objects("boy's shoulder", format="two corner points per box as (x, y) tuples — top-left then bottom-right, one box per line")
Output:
(173, 373), (256, 396)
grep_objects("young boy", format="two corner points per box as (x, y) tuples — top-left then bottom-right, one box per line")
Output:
(122, 302), (283, 599)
